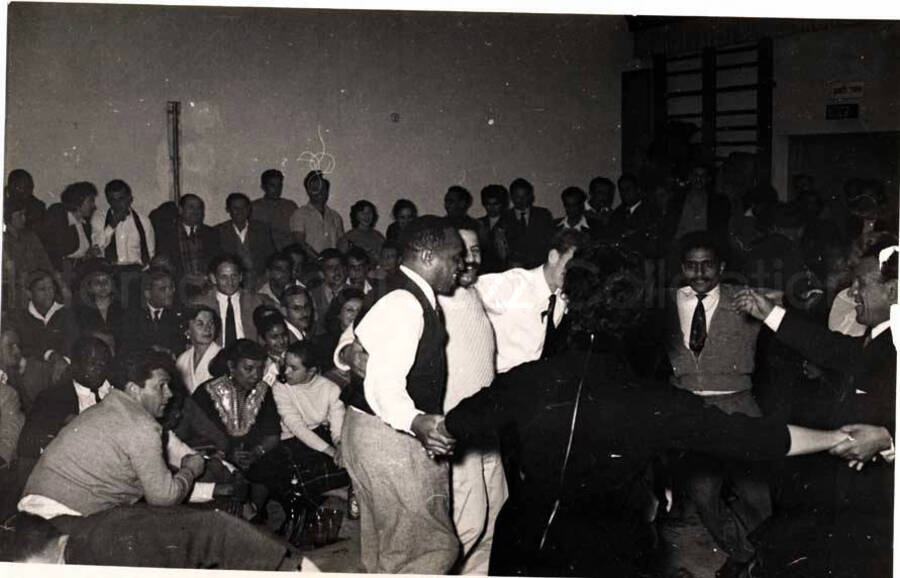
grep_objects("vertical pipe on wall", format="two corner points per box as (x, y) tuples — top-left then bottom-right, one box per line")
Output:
(166, 101), (182, 203)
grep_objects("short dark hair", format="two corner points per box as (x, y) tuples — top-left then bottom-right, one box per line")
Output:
(381, 239), (400, 254)
(266, 251), (292, 271)
(446, 186), (473, 208)
(116, 349), (173, 390)
(72, 336), (111, 365)
(281, 283), (311, 307)
(391, 198), (418, 220)
(26, 269), (55, 292)
(561, 186), (587, 204)
(480, 184), (509, 206)
(319, 248), (347, 267)
(509, 178), (533, 195)
(60, 181), (98, 212)
(6, 169), (32, 187)
(550, 228), (586, 256)
(617, 173), (638, 188)
(181, 304), (221, 342)
(261, 169), (283, 186)
(0, 512), (63, 562)
(281, 244), (308, 267)
(346, 246), (371, 266)
(350, 200), (379, 228)
(400, 215), (455, 261)
(104, 179), (131, 198)
(141, 266), (173, 294)
(208, 253), (244, 276)
(286, 340), (320, 371)
(589, 177), (614, 192)
(226, 192), (250, 210)
(253, 305), (286, 338)
(678, 230), (725, 263)
(303, 170), (329, 194)
(210, 338), (267, 378)
(179, 193), (204, 209)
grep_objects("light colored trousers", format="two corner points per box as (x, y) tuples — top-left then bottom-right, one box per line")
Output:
(451, 446), (509, 575)
(342, 409), (460, 574)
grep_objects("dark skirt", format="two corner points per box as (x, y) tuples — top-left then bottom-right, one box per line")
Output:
(248, 426), (349, 502)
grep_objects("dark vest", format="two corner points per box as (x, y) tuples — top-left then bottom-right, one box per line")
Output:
(343, 272), (448, 416)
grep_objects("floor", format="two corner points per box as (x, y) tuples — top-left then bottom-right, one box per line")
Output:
(264, 488), (726, 576)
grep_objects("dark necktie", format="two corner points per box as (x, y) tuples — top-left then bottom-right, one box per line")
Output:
(518, 211), (528, 233)
(187, 226), (196, 240)
(225, 296), (237, 346)
(863, 327), (873, 348)
(689, 293), (708, 355)
(93, 389), (103, 404)
(153, 309), (161, 323)
(540, 293), (558, 360)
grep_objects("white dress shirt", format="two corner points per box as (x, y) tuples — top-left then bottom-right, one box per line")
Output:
(354, 265), (435, 432)
(28, 300), (64, 326)
(559, 215), (590, 231)
(90, 210), (155, 265)
(475, 266), (565, 374)
(66, 211), (91, 258)
(215, 292), (245, 339)
(286, 321), (305, 342)
(233, 223), (248, 244)
(73, 379), (112, 413)
(175, 343), (221, 394)
(272, 374), (345, 448)
(675, 284), (721, 350)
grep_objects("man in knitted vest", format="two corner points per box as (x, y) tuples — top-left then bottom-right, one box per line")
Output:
(663, 231), (770, 578)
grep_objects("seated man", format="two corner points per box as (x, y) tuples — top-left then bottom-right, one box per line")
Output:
(257, 251), (295, 311)
(216, 192), (277, 290)
(554, 186), (592, 234)
(17, 350), (293, 570)
(281, 285), (314, 342)
(345, 246), (374, 294)
(153, 194), (221, 296)
(310, 249), (348, 335)
(13, 269), (76, 376)
(119, 267), (185, 357)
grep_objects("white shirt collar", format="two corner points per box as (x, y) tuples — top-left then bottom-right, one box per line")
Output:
(183, 223), (197, 236)
(399, 264), (436, 308)
(28, 301), (64, 325)
(678, 284), (721, 301)
(73, 379), (112, 399)
(562, 215), (589, 230)
(147, 304), (164, 319)
(216, 291), (237, 304)
(529, 264), (555, 300)
(233, 223), (248, 242)
(871, 319), (892, 341)
(627, 200), (643, 214)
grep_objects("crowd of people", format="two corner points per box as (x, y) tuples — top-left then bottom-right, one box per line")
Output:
(0, 162), (896, 577)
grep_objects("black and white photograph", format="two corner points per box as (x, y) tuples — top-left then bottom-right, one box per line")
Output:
(0, 1), (898, 576)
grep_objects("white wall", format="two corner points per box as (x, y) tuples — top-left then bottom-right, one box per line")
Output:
(5, 4), (632, 225)
(771, 22), (900, 196)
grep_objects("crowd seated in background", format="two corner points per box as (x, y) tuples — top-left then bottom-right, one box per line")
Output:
(0, 161), (896, 578)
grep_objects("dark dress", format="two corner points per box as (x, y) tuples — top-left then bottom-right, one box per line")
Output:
(444, 347), (790, 577)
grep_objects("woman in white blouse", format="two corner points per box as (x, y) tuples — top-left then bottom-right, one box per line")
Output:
(175, 305), (222, 395)
(265, 340), (349, 503)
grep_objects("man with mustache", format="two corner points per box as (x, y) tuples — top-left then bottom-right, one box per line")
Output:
(660, 230), (770, 578)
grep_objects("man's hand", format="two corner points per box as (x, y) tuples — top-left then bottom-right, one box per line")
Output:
(229, 449), (254, 471)
(734, 288), (777, 321)
(180, 453), (206, 478)
(830, 424), (893, 468)
(332, 443), (344, 468)
(340, 339), (369, 380)
(411, 414), (455, 458)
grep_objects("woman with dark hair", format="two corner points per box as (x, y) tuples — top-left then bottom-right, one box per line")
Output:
(433, 243), (851, 577)
(192, 339), (281, 523)
(337, 200), (385, 261)
(255, 307), (290, 386)
(175, 305), (222, 395)
(315, 287), (364, 374)
(385, 198), (418, 243)
(39, 181), (101, 272)
(72, 262), (125, 340)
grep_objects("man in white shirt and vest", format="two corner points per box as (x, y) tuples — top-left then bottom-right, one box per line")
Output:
(662, 231), (769, 578)
(340, 215), (464, 574)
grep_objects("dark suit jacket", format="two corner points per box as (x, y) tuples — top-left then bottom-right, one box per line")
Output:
(478, 215), (508, 273)
(118, 307), (185, 357)
(754, 312), (895, 573)
(215, 220), (276, 286)
(499, 206), (555, 269)
(155, 219), (221, 280)
(608, 201), (660, 257)
(660, 190), (731, 247)
(13, 306), (78, 361)
(73, 302), (126, 340)
(190, 289), (273, 346)
(17, 381), (80, 458)
(40, 203), (91, 270)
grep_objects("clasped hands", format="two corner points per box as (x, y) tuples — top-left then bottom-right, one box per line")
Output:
(411, 414), (456, 460)
(830, 424), (894, 471)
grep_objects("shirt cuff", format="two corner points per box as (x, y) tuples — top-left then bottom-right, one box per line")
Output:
(189, 482), (216, 503)
(763, 305), (787, 332)
(880, 437), (895, 463)
(333, 325), (355, 372)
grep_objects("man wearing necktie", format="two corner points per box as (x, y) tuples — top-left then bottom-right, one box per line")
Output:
(661, 231), (769, 578)
(499, 178), (555, 269)
(734, 242), (898, 577)
(119, 268), (184, 357)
